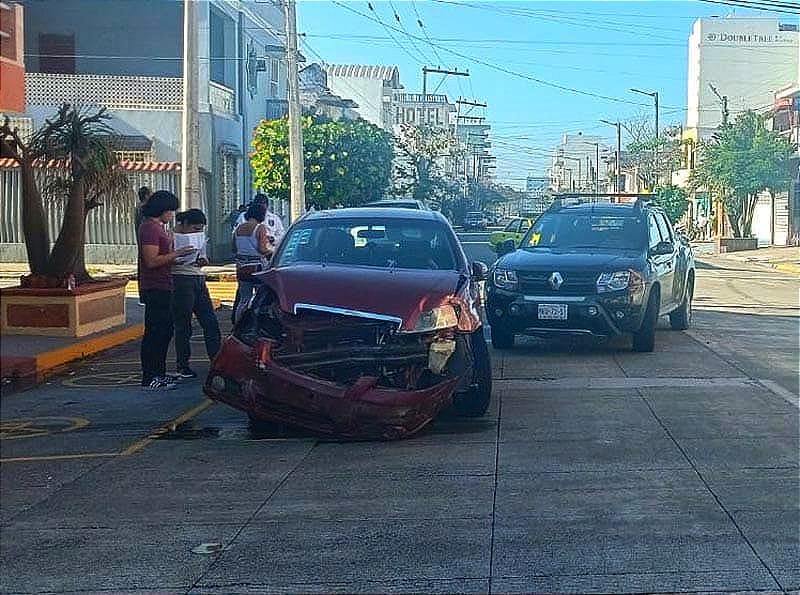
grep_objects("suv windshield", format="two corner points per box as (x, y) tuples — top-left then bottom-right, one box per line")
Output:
(275, 217), (457, 271)
(522, 211), (647, 251)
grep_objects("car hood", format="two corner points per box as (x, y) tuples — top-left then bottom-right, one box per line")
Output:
(497, 247), (644, 272)
(261, 265), (464, 330)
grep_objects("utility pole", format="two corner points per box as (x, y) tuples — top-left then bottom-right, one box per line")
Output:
(284, 0), (305, 222)
(631, 88), (659, 187)
(595, 143), (600, 194)
(601, 119), (622, 192)
(709, 83), (729, 126)
(423, 67), (469, 99)
(181, 0), (200, 210)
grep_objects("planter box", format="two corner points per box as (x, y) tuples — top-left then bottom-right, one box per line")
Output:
(0, 278), (128, 337)
(716, 237), (759, 254)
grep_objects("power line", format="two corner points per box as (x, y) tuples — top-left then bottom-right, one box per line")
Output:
(388, 0), (435, 64)
(698, 0), (800, 14)
(410, 0), (445, 66)
(365, 1), (426, 65)
(330, 0), (647, 107)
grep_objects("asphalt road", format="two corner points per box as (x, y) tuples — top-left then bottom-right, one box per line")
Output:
(1, 234), (798, 595)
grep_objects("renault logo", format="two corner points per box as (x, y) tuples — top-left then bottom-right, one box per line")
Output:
(549, 272), (564, 290)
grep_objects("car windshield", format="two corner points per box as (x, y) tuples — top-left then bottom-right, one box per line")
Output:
(522, 212), (647, 251)
(275, 217), (458, 270)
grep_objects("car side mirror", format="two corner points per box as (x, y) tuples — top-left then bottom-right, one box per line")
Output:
(471, 261), (489, 281)
(651, 241), (674, 256)
(497, 238), (516, 256)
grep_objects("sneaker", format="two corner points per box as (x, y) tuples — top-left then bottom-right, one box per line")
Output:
(174, 368), (198, 380)
(142, 376), (177, 391)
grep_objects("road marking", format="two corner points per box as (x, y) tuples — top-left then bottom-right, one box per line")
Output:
(62, 371), (140, 387)
(757, 379), (800, 410)
(120, 398), (213, 456)
(0, 417), (90, 440)
(0, 452), (118, 463)
(495, 376), (757, 390)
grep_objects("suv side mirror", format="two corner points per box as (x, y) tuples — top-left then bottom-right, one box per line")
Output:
(497, 238), (516, 256)
(471, 261), (489, 281)
(651, 241), (674, 256)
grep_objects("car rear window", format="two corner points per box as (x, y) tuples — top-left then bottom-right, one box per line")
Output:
(523, 212), (647, 251)
(275, 217), (458, 271)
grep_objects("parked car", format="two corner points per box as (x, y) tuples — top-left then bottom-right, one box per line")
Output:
(463, 212), (486, 230)
(205, 208), (492, 440)
(486, 198), (695, 352)
(489, 216), (534, 251)
(363, 199), (426, 210)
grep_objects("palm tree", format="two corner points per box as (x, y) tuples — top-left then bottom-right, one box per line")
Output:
(0, 104), (130, 285)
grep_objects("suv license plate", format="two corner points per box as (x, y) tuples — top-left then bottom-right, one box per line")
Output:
(538, 304), (568, 320)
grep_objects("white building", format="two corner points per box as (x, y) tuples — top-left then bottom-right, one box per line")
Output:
(549, 133), (606, 192)
(323, 65), (401, 132)
(687, 17), (798, 137)
(524, 176), (551, 215)
(18, 0), (289, 259)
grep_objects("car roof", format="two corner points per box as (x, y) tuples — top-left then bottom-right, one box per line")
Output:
(550, 203), (645, 216)
(362, 199), (423, 208)
(301, 207), (445, 222)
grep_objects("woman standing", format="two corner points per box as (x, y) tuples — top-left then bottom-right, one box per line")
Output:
(138, 191), (195, 390)
(233, 201), (274, 323)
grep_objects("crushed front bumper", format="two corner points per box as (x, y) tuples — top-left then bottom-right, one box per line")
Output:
(204, 336), (460, 440)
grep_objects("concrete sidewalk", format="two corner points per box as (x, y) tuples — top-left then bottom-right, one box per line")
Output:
(0, 262), (238, 282)
(711, 245), (800, 275)
(1, 298), (146, 392)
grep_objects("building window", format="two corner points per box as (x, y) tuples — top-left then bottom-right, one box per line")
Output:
(209, 8), (226, 85)
(270, 58), (280, 97)
(39, 33), (75, 74)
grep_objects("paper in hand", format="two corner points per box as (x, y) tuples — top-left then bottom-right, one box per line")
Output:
(174, 232), (206, 265)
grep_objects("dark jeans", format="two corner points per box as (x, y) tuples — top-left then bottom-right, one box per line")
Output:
(141, 288), (174, 384)
(172, 275), (222, 370)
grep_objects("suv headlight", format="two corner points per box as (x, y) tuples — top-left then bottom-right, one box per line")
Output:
(597, 270), (631, 293)
(493, 269), (518, 290)
(410, 305), (459, 333)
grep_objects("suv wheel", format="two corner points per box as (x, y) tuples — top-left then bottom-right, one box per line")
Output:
(454, 330), (492, 417)
(669, 278), (693, 331)
(632, 292), (659, 352)
(490, 323), (515, 350)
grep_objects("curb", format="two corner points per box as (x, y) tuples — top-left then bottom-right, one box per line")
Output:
(1, 322), (145, 393)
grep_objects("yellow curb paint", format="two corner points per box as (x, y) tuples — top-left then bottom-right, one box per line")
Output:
(774, 263), (800, 276)
(0, 452), (119, 463)
(120, 398), (213, 456)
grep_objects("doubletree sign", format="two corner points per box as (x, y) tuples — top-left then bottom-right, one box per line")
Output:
(705, 32), (794, 43)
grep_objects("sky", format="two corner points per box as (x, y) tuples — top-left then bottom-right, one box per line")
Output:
(296, 0), (798, 188)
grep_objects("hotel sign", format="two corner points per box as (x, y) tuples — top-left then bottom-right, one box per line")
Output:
(706, 32), (793, 43)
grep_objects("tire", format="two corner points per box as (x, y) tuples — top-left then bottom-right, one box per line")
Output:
(454, 330), (492, 417)
(632, 291), (659, 353)
(669, 277), (693, 331)
(490, 323), (515, 350)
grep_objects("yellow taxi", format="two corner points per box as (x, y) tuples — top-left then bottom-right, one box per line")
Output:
(489, 217), (534, 251)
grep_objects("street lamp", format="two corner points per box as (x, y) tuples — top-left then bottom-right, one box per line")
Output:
(630, 88), (659, 187)
(600, 119), (622, 192)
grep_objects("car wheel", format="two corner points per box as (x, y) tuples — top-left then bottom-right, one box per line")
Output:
(669, 277), (693, 331)
(453, 330), (492, 417)
(490, 323), (515, 349)
(632, 291), (659, 352)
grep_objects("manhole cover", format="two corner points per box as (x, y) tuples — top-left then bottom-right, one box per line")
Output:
(63, 372), (140, 388)
(0, 416), (90, 440)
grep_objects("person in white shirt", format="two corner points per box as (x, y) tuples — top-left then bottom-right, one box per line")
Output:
(235, 194), (285, 244)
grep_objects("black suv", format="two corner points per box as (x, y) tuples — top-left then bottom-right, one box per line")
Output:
(486, 199), (695, 352)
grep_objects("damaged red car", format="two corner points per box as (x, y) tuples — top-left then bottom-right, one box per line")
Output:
(205, 208), (492, 440)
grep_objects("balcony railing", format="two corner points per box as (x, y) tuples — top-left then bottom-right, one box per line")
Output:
(266, 98), (289, 120)
(209, 81), (236, 118)
(26, 72), (183, 110)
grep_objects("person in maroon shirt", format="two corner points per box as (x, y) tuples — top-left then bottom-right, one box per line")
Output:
(138, 191), (195, 390)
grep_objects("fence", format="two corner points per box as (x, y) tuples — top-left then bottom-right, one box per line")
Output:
(0, 163), (209, 264)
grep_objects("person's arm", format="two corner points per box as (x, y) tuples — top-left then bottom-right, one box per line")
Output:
(255, 224), (274, 257)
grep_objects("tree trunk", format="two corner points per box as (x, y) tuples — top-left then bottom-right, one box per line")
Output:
(19, 161), (51, 274)
(46, 176), (86, 279)
(741, 193), (758, 238)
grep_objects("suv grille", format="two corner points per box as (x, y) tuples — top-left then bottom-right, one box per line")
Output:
(517, 271), (598, 296)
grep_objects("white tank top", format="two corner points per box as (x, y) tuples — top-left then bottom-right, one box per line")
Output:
(235, 223), (263, 262)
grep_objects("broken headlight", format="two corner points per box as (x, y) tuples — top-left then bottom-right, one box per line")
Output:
(409, 305), (459, 333)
